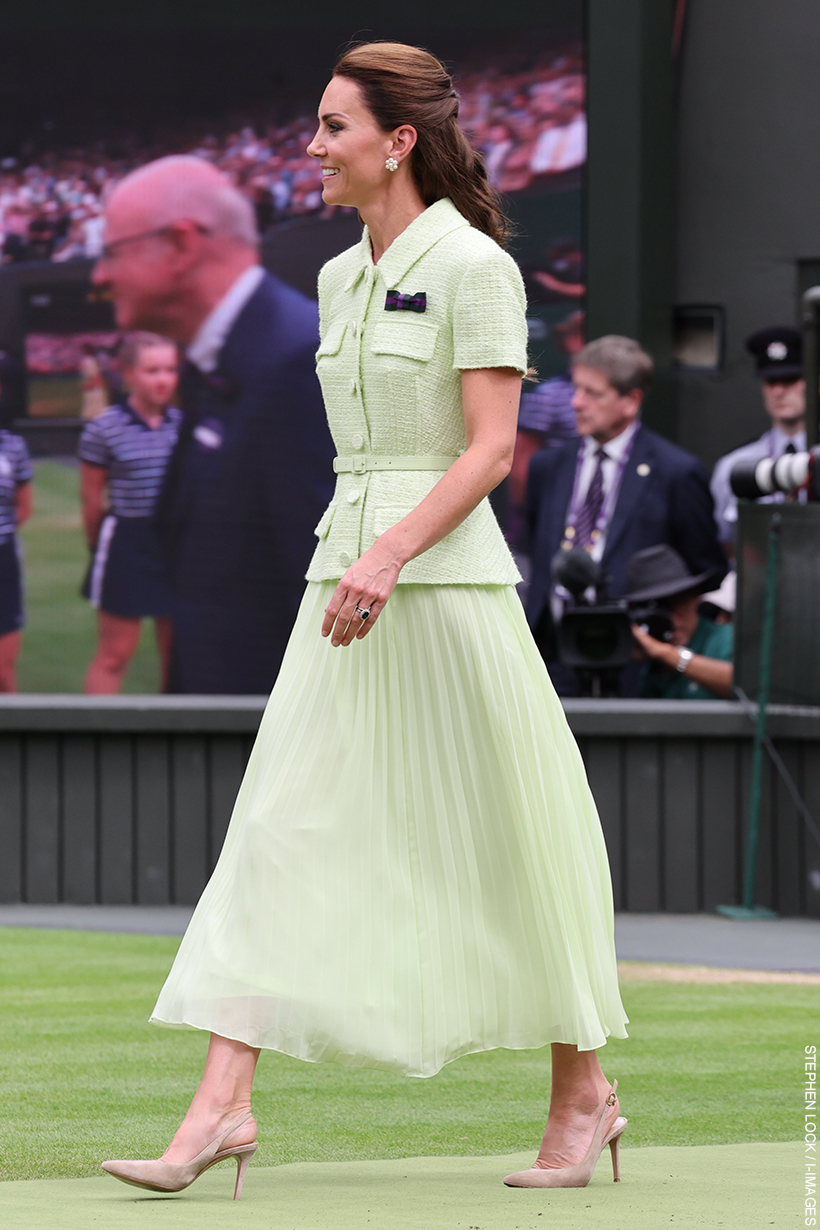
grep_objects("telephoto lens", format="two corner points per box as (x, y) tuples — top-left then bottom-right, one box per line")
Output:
(730, 444), (820, 500)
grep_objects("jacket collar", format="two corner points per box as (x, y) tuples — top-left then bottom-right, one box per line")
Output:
(344, 198), (470, 292)
(187, 265), (265, 373)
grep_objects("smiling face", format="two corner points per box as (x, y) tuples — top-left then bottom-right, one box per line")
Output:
(306, 76), (414, 212)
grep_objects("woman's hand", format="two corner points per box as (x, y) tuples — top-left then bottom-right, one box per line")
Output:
(322, 539), (403, 647)
(320, 367), (522, 647)
(630, 622), (677, 667)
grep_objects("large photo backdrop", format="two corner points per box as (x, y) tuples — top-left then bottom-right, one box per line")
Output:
(0, 7), (584, 692)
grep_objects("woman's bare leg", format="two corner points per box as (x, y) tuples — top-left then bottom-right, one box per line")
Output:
(533, 1043), (619, 1168)
(161, 1034), (261, 1163)
(0, 630), (21, 692)
(85, 612), (142, 694)
(154, 616), (173, 693)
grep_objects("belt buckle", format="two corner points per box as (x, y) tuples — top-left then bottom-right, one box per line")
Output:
(352, 455), (367, 474)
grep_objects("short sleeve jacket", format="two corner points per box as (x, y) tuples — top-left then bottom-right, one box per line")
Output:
(306, 198), (528, 586)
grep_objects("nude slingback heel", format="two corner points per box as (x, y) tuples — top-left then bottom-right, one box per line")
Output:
(503, 1080), (627, 1189)
(101, 1112), (258, 1200)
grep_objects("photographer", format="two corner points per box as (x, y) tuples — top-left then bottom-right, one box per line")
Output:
(525, 334), (726, 694)
(627, 545), (733, 700)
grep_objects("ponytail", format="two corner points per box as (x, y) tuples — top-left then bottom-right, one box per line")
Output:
(333, 42), (509, 247)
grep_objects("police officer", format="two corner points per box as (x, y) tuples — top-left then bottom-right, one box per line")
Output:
(710, 326), (807, 550)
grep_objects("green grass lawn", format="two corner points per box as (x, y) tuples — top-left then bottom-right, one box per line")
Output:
(0, 928), (807, 1182)
(16, 460), (162, 693)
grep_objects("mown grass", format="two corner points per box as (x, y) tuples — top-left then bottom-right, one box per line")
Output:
(0, 927), (807, 1181)
(16, 460), (161, 693)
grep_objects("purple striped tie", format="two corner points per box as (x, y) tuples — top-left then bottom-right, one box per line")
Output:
(575, 447), (608, 549)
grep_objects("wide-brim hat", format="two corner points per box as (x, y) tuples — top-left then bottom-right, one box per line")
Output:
(625, 544), (716, 603)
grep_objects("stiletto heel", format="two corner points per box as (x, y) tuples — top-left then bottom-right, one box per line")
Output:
(233, 1147), (254, 1201)
(504, 1081), (627, 1189)
(101, 1112), (258, 1199)
(609, 1126), (622, 1181)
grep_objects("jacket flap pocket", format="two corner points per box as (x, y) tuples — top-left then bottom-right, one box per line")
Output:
(316, 320), (347, 358)
(371, 320), (438, 362)
(313, 503), (336, 539)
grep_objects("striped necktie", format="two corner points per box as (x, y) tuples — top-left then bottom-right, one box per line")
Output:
(575, 446), (608, 549)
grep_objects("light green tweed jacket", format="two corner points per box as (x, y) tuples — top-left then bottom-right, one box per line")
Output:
(305, 198), (528, 586)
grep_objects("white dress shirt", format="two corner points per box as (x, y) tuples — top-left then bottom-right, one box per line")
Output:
(550, 420), (640, 620)
(187, 265), (265, 373)
(574, 420), (639, 561)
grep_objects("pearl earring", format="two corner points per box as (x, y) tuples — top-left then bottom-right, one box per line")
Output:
(385, 157), (399, 172)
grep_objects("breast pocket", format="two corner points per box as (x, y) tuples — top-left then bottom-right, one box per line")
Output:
(315, 320), (348, 365)
(371, 319), (439, 365)
(370, 320), (439, 438)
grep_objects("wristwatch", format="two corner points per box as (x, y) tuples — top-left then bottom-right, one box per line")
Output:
(676, 647), (694, 673)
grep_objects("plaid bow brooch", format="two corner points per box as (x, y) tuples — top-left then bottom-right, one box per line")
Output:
(385, 289), (427, 313)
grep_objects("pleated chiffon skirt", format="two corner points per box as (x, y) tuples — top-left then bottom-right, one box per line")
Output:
(151, 581), (628, 1076)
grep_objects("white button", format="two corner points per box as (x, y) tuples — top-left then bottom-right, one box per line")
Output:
(347, 490), (360, 504)
(351, 434), (364, 450)
(349, 379), (358, 396)
(339, 551), (352, 568)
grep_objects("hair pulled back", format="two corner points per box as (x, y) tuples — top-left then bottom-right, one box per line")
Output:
(333, 41), (508, 247)
(119, 331), (176, 371)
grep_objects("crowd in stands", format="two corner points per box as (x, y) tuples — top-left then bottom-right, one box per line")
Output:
(0, 50), (585, 265)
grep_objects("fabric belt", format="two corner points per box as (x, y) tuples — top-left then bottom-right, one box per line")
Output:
(333, 454), (459, 474)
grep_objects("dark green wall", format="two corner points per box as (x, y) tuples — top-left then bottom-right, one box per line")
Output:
(675, 0), (820, 466)
(585, 0), (676, 437)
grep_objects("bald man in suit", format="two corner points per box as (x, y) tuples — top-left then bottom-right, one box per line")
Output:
(94, 156), (334, 693)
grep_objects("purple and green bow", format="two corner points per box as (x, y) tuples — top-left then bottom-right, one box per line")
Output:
(385, 289), (427, 313)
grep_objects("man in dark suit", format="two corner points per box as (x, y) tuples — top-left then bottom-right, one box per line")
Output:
(525, 335), (726, 694)
(93, 155), (334, 693)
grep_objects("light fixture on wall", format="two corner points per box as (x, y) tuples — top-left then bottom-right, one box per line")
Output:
(673, 305), (725, 370)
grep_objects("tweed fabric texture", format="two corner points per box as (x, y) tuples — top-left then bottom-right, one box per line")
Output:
(305, 199), (528, 585)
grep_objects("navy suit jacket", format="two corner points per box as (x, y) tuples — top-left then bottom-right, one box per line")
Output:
(525, 424), (727, 635)
(157, 272), (335, 694)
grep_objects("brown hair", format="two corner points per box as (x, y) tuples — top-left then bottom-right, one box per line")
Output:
(572, 335), (654, 395)
(119, 332), (177, 371)
(333, 41), (508, 246)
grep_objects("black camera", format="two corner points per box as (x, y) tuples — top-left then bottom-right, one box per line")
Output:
(551, 548), (634, 694)
(730, 444), (820, 500)
(628, 600), (674, 645)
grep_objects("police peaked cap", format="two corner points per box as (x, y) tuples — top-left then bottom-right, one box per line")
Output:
(745, 326), (803, 380)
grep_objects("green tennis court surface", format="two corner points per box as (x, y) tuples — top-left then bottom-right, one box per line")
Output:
(17, 460), (162, 692)
(0, 1141), (791, 1229)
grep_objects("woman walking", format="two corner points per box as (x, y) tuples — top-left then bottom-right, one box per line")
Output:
(0, 416), (33, 692)
(79, 333), (180, 693)
(102, 42), (628, 1198)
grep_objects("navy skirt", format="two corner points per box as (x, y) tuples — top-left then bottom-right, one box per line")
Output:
(86, 515), (172, 619)
(0, 536), (23, 636)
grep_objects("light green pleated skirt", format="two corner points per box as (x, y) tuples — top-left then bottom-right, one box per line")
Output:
(151, 582), (628, 1076)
